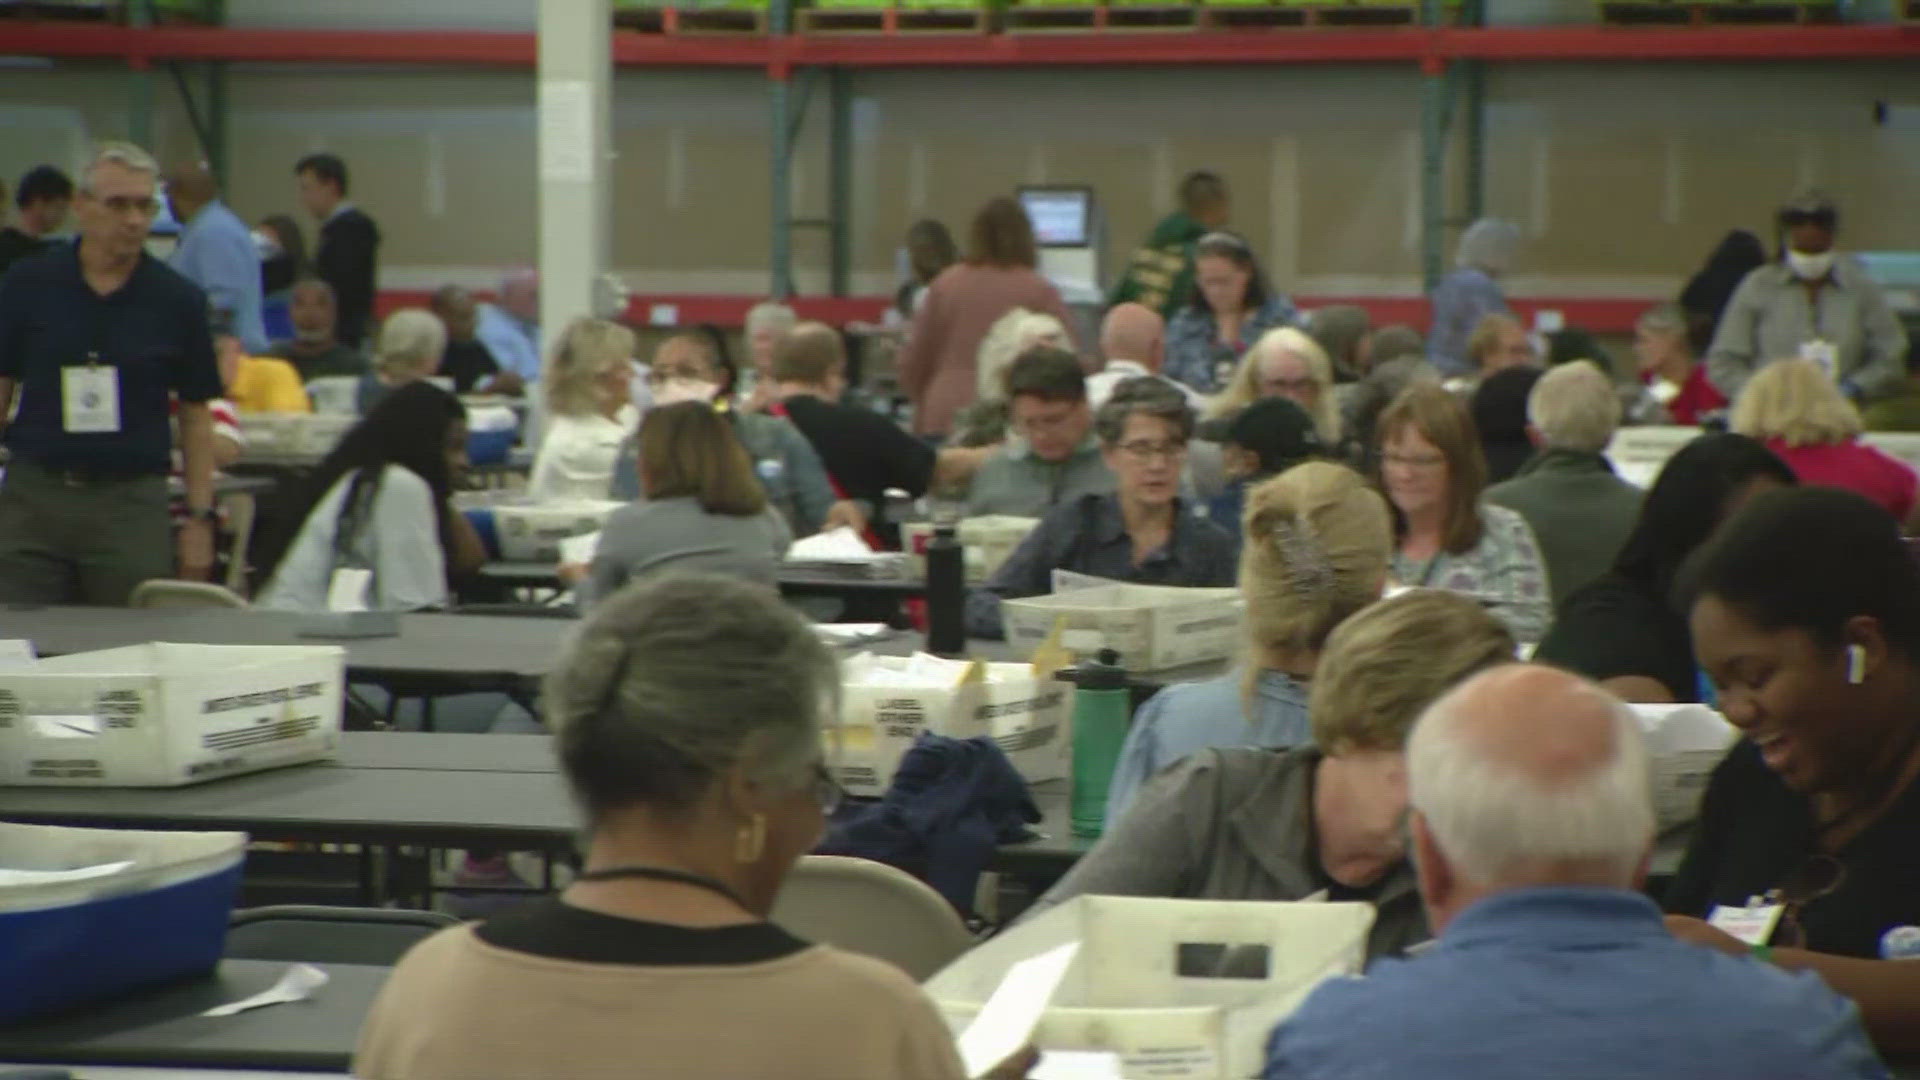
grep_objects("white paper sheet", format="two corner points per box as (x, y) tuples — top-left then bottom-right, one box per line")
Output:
(956, 941), (1080, 1079)
(326, 568), (372, 613)
(557, 531), (601, 566)
(0, 860), (133, 887)
(1030, 1051), (1126, 1080)
(201, 963), (330, 1017)
(812, 623), (891, 645)
(787, 527), (878, 561)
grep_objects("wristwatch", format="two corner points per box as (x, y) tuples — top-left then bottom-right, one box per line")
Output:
(185, 506), (219, 525)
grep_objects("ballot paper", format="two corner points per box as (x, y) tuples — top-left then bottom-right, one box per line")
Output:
(788, 527), (877, 561)
(201, 963), (330, 1017)
(1030, 1051), (1126, 1080)
(326, 568), (373, 613)
(956, 941), (1080, 1079)
(557, 531), (601, 566)
(812, 623), (892, 646)
(0, 861), (134, 888)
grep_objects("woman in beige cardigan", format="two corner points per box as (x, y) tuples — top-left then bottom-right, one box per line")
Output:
(898, 196), (1076, 439)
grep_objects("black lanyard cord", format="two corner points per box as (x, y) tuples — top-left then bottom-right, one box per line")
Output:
(574, 865), (753, 913)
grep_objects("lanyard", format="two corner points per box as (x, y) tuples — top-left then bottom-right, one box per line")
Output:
(575, 865), (752, 912)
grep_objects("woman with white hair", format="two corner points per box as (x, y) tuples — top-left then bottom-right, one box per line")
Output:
(1208, 326), (1341, 446)
(974, 307), (1069, 403)
(1632, 302), (1726, 426)
(357, 307), (446, 415)
(1731, 357), (1920, 530)
(1428, 218), (1521, 378)
(1027, 588), (1515, 962)
(529, 317), (639, 502)
(738, 300), (798, 413)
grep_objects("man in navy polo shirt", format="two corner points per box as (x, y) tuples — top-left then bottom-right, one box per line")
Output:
(0, 142), (224, 605)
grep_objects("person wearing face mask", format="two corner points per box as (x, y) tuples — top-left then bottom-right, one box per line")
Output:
(1707, 190), (1909, 405)
(1023, 588), (1515, 963)
(1666, 486), (1920, 1061)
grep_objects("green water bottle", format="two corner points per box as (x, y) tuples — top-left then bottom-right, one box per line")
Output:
(1069, 648), (1131, 838)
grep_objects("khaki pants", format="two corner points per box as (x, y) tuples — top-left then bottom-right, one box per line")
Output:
(0, 458), (173, 606)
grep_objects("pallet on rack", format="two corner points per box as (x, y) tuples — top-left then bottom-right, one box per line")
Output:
(613, 5), (770, 35)
(1596, 0), (1836, 22)
(1002, 3), (1199, 32)
(0, 1), (118, 20)
(797, 4), (994, 33)
(1201, 1), (1440, 27)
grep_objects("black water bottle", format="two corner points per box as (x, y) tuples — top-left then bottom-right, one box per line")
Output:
(924, 511), (966, 657)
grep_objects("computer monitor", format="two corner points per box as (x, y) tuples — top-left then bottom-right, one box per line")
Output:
(1018, 186), (1093, 249)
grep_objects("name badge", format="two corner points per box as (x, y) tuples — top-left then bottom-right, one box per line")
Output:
(1799, 340), (1838, 379)
(61, 362), (121, 434)
(1648, 378), (1683, 406)
(1707, 900), (1784, 946)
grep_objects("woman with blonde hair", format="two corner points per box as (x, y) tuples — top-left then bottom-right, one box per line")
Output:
(529, 317), (639, 502)
(1378, 383), (1550, 641)
(1731, 357), (1920, 527)
(1030, 588), (1515, 962)
(575, 402), (791, 610)
(1104, 460), (1391, 819)
(356, 308), (446, 415)
(1210, 326), (1341, 445)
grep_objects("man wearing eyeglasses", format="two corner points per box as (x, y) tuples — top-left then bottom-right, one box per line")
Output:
(0, 142), (225, 605)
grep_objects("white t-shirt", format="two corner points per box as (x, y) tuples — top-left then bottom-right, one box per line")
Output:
(257, 464), (447, 613)
(529, 405), (638, 503)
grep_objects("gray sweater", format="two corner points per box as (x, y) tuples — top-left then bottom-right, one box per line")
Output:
(579, 495), (791, 610)
(1028, 745), (1428, 964)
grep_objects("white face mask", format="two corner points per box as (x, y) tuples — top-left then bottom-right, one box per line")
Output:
(250, 230), (281, 259)
(1786, 248), (1836, 281)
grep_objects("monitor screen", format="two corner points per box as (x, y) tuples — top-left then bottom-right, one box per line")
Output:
(1019, 187), (1092, 248)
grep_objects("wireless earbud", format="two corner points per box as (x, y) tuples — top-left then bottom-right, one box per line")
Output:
(1847, 644), (1867, 686)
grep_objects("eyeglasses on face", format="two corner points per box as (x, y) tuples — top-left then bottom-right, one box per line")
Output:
(1115, 439), (1187, 464)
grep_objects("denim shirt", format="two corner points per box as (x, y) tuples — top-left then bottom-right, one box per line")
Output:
(1105, 668), (1311, 822)
(1427, 266), (1508, 378)
(1163, 295), (1298, 395)
(1265, 887), (1888, 1080)
(964, 493), (1238, 639)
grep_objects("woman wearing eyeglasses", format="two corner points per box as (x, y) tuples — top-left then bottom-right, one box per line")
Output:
(1376, 383), (1551, 642)
(1206, 326), (1342, 448)
(355, 573), (1031, 1080)
(1163, 233), (1297, 396)
(965, 378), (1238, 639)
(1664, 487), (1920, 1059)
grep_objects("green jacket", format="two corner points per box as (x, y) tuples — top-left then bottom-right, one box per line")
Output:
(1483, 449), (1644, 610)
(1108, 211), (1210, 320)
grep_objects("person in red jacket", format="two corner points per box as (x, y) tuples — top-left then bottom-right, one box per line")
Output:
(1731, 357), (1920, 531)
(1633, 302), (1726, 427)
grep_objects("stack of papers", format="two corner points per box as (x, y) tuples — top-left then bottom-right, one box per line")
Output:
(785, 528), (916, 581)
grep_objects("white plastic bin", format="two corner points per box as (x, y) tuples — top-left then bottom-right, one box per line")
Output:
(831, 653), (1070, 797)
(0, 643), (344, 787)
(905, 515), (1040, 585)
(927, 896), (1375, 1079)
(491, 501), (622, 562)
(1633, 703), (1737, 830)
(1002, 584), (1242, 672)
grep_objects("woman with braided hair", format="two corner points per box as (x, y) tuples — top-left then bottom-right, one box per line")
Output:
(1103, 460), (1392, 820)
(1023, 589), (1515, 962)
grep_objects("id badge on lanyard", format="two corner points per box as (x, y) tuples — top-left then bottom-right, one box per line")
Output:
(61, 351), (122, 434)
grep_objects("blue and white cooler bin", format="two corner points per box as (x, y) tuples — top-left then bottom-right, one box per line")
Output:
(0, 824), (246, 1024)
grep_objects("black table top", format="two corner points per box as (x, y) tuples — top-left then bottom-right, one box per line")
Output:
(334, 731), (555, 773)
(479, 561), (929, 602)
(0, 759), (579, 851)
(0, 960), (388, 1073)
(0, 605), (567, 689)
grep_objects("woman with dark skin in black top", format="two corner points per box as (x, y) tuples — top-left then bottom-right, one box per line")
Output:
(1533, 433), (1794, 703)
(1665, 487), (1920, 1059)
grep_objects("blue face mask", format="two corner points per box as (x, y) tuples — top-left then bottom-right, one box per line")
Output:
(1695, 667), (1719, 708)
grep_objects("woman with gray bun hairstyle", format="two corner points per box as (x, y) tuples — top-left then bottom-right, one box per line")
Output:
(355, 574), (1031, 1080)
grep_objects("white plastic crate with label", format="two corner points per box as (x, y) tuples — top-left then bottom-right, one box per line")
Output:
(830, 652), (1070, 797)
(491, 501), (623, 561)
(1633, 703), (1737, 831)
(1002, 583), (1241, 672)
(0, 643), (344, 787)
(926, 896), (1375, 1079)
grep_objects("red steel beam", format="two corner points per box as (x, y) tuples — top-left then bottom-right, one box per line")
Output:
(1439, 23), (1920, 61)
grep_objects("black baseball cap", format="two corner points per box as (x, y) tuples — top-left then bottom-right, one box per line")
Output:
(1223, 397), (1323, 476)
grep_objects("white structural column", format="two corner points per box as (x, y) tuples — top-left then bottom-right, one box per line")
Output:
(537, 0), (613, 336)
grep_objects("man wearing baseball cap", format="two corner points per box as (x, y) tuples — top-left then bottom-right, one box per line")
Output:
(1207, 396), (1324, 532)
